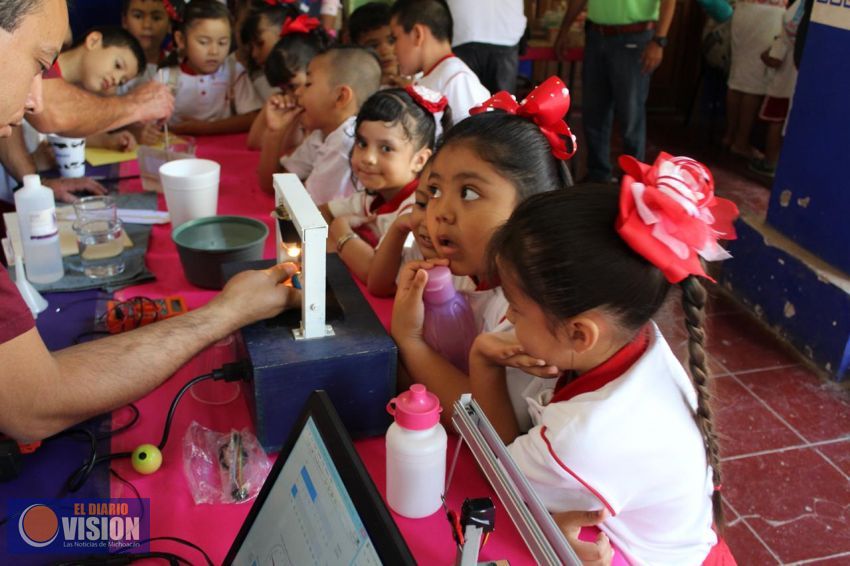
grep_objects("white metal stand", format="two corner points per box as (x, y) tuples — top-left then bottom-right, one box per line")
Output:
(451, 395), (582, 566)
(272, 173), (333, 340)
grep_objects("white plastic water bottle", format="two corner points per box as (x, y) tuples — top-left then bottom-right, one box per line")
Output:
(386, 384), (447, 518)
(14, 174), (64, 284)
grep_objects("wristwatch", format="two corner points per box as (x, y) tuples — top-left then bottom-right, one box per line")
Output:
(652, 36), (668, 48)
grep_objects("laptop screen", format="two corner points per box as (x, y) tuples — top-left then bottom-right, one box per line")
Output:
(231, 417), (380, 565)
(225, 392), (413, 566)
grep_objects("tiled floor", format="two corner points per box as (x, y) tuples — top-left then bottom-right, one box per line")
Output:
(643, 115), (850, 565)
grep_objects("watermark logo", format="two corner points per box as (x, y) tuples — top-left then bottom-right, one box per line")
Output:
(18, 504), (59, 547)
(7, 499), (149, 555)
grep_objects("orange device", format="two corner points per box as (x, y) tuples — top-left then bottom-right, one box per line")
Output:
(106, 296), (189, 334)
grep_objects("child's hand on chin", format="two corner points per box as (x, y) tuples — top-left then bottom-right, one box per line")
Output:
(390, 259), (449, 346)
(264, 94), (303, 133)
(472, 332), (560, 378)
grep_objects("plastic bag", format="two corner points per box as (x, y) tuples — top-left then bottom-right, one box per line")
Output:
(182, 421), (272, 504)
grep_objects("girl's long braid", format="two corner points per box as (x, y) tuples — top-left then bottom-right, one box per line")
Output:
(681, 275), (724, 527)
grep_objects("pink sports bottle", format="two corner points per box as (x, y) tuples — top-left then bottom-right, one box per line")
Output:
(422, 266), (477, 373)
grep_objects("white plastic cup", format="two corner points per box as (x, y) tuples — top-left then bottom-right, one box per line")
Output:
(48, 134), (86, 178)
(159, 158), (221, 227)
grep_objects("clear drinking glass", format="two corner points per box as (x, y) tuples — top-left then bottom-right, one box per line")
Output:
(73, 196), (126, 278)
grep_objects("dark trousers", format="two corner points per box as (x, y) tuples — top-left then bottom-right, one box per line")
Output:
(454, 42), (519, 94)
(582, 27), (654, 182)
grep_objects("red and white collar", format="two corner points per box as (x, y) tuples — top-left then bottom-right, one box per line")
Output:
(550, 325), (651, 403)
(368, 178), (418, 215)
(422, 53), (456, 78)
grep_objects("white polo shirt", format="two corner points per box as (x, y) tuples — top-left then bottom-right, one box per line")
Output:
(328, 179), (418, 246)
(160, 54), (263, 125)
(447, 0), (527, 47)
(280, 116), (357, 205)
(467, 286), (555, 432)
(507, 324), (717, 565)
(415, 55), (490, 124)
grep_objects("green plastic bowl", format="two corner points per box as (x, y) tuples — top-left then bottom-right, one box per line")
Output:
(172, 215), (269, 289)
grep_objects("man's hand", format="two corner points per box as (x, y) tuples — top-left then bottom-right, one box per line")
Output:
(552, 509), (614, 566)
(42, 177), (108, 203)
(127, 82), (175, 124)
(641, 42), (664, 74)
(210, 262), (301, 328)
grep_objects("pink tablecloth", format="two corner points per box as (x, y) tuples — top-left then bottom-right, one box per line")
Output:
(109, 134), (535, 565)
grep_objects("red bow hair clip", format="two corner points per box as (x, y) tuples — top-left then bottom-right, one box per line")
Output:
(616, 152), (740, 283)
(405, 85), (448, 115)
(265, 0), (297, 5)
(469, 76), (577, 160)
(163, 0), (181, 22)
(280, 14), (321, 37)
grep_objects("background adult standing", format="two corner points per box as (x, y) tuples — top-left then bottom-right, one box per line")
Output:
(556, 0), (675, 183)
(447, 0), (526, 94)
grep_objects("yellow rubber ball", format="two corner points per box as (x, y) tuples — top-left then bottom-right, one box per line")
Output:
(131, 444), (163, 475)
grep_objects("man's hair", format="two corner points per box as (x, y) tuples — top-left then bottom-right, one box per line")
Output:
(0, 0), (43, 32)
(389, 0), (452, 43)
(73, 26), (147, 75)
(348, 2), (391, 45)
(322, 46), (381, 109)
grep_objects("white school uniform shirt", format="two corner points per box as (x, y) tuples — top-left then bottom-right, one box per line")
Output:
(415, 55), (490, 124)
(280, 116), (357, 205)
(447, 0), (527, 47)
(507, 324), (717, 565)
(160, 54), (263, 125)
(467, 286), (555, 432)
(328, 179), (418, 246)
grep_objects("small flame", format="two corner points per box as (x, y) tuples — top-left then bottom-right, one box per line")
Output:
(283, 243), (301, 259)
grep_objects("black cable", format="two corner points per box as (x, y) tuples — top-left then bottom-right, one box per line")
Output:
(97, 404), (140, 441)
(109, 468), (145, 523)
(53, 551), (191, 565)
(115, 536), (215, 566)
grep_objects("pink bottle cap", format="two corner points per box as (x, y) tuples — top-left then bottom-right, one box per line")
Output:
(386, 384), (442, 430)
(423, 266), (456, 304)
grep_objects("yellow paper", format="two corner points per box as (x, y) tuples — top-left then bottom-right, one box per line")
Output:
(85, 146), (139, 167)
(85, 137), (191, 167)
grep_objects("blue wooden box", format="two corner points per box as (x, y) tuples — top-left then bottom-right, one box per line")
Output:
(239, 254), (397, 452)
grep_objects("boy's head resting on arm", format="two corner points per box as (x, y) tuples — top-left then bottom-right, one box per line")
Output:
(296, 46), (381, 134)
(388, 0), (452, 76)
(121, 0), (170, 63)
(61, 26), (146, 94)
(348, 2), (398, 80)
(263, 21), (334, 93)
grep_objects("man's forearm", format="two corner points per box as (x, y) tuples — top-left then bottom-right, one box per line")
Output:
(27, 80), (139, 137)
(23, 302), (241, 440)
(560, 0), (589, 31)
(0, 128), (36, 181)
(657, 0), (676, 37)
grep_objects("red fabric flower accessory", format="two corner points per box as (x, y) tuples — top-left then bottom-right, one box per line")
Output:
(163, 0), (182, 22)
(470, 75), (577, 160)
(405, 85), (448, 115)
(280, 14), (321, 37)
(616, 152), (740, 283)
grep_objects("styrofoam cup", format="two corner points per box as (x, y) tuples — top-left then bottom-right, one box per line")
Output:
(159, 159), (221, 227)
(48, 134), (86, 178)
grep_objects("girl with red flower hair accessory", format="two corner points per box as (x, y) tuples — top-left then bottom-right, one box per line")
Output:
(470, 157), (739, 565)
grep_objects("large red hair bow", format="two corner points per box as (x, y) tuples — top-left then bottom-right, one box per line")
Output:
(616, 152), (739, 283)
(470, 76), (577, 160)
(280, 14), (321, 37)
